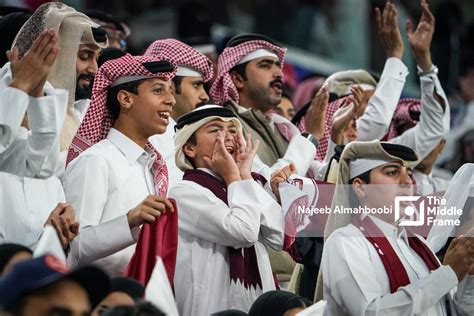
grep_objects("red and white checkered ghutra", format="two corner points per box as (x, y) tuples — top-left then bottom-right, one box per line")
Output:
(210, 40), (287, 105)
(66, 54), (177, 197)
(144, 38), (214, 83)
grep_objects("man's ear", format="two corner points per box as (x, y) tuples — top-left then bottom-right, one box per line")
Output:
(352, 178), (367, 199)
(230, 71), (245, 89)
(183, 143), (196, 159)
(117, 90), (134, 110)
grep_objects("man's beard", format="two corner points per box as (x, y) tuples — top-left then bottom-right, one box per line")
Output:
(194, 100), (208, 109)
(75, 74), (94, 100)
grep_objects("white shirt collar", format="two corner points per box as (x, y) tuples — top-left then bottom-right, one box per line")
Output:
(107, 128), (150, 164)
(367, 215), (408, 242)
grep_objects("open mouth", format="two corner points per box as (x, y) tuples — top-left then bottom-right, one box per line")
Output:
(157, 111), (170, 124)
(79, 78), (91, 87)
(270, 81), (283, 93)
(225, 145), (234, 155)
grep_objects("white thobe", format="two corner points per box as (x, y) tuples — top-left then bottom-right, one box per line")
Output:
(0, 171), (65, 249)
(413, 170), (450, 196)
(0, 84), (67, 178)
(438, 101), (474, 165)
(149, 117), (183, 186)
(322, 215), (473, 315)
(234, 106), (316, 181)
(169, 169), (284, 316)
(357, 58), (409, 141)
(391, 71), (450, 162)
(64, 128), (157, 276)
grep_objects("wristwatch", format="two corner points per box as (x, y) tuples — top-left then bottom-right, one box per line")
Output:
(301, 133), (319, 147)
(417, 64), (438, 77)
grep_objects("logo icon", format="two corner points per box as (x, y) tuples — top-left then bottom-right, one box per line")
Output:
(394, 196), (424, 226)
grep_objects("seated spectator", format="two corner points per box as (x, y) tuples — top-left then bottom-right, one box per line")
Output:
(92, 277), (145, 315)
(248, 290), (312, 316)
(170, 105), (291, 314)
(0, 243), (32, 276)
(0, 255), (111, 315)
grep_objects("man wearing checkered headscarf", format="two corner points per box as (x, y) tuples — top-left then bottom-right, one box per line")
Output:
(144, 38), (213, 184)
(64, 54), (178, 277)
(386, 98), (449, 196)
(210, 33), (323, 289)
(210, 34), (320, 182)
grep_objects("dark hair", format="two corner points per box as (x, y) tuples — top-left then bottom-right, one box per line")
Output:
(283, 296), (312, 311)
(229, 61), (249, 81)
(348, 169), (372, 208)
(106, 79), (146, 121)
(101, 301), (165, 316)
(172, 76), (184, 94)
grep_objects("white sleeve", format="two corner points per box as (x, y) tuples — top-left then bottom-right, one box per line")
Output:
(0, 86), (67, 178)
(357, 58), (409, 141)
(453, 275), (474, 315)
(257, 184), (285, 251)
(64, 155), (138, 267)
(308, 139), (337, 180)
(390, 72), (449, 161)
(170, 179), (283, 249)
(0, 87), (29, 153)
(252, 135), (316, 181)
(323, 232), (458, 315)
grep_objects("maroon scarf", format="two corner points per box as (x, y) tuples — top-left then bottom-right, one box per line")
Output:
(183, 169), (268, 289)
(352, 215), (440, 293)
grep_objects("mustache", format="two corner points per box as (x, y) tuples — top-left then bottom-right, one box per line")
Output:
(270, 78), (283, 88)
(77, 73), (95, 83)
(195, 100), (208, 109)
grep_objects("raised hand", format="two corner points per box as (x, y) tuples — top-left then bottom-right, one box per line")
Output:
(127, 195), (174, 228)
(375, 0), (404, 59)
(7, 28), (59, 97)
(203, 131), (241, 186)
(406, 0), (435, 71)
(305, 85), (329, 140)
(331, 85), (363, 144)
(234, 132), (260, 180)
(443, 229), (474, 281)
(270, 163), (296, 203)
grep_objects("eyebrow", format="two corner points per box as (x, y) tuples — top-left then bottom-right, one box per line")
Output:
(192, 79), (204, 84)
(150, 82), (167, 89)
(257, 58), (279, 65)
(380, 163), (403, 170)
(205, 123), (225, 129)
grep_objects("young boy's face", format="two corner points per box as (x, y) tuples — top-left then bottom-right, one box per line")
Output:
(353, 161), (414, 222)
(129, 78), (175, 137)
(184, 119), (238, 169)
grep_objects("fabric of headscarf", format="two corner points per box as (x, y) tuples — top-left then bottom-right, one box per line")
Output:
(314, 140), (419, 301)
(248, 290), (308, 316)
(11, 2), (108, 150)
(296, 96), (350, 161)
(386, 98), (422, 140)
(66, 53), (177, 197)
(0, 243), (32, 274)
(174, 105), (242, 171)
(210, 40), (286, 105)
(144, 38), (214, 83)
(324, 69), (377, 98)
(293, 76), (325, 111)
(0, 12), (32, 67)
